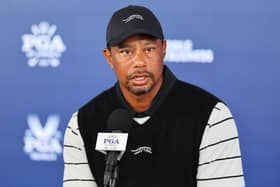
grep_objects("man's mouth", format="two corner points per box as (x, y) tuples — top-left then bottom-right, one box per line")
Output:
(131, 75), (149, 86)
(128, 72), (151, 86)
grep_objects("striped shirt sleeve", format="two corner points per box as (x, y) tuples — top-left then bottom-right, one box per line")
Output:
(63, 112), (97, 187)
(197, 102), (245, 187)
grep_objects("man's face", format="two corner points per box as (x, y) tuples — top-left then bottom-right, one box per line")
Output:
(103, 35), (166, 96)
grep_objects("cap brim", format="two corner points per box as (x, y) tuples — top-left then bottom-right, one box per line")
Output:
(108, 28), (163, 47)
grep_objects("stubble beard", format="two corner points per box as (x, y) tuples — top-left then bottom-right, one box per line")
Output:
(125, 71), (155, 96)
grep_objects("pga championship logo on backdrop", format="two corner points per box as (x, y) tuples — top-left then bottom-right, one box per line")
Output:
(21, 21), (66, 68)
(165, 39), (214, 63)
(24, 114), (62, 161)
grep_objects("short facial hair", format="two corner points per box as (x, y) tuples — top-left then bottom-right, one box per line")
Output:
(125, 70), (155, 96)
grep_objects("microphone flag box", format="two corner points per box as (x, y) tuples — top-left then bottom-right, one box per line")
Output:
(95, 132), (128, 151)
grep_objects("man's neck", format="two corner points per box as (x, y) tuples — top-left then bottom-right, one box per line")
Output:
(127, 94), (154, 113)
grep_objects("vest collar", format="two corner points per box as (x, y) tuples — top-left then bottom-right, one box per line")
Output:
(115, 65), (176, 116)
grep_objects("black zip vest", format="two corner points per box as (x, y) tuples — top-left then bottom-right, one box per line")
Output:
(78, 69), (220, 187)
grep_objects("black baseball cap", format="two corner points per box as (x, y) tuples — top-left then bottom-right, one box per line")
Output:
(106, 5), (164, 48)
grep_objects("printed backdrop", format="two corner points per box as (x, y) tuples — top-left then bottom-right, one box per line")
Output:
(1, 0), (279, 186)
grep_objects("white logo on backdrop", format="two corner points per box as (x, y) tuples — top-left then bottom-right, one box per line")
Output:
(24, 114), (62, 161)
(21, 21), (66, 67)
(165, 39), (214, 63)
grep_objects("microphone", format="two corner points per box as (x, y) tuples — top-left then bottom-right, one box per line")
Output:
(102, 109), (130, 187)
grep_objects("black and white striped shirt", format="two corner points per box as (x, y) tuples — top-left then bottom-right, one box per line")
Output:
(63, 102), (245, 187)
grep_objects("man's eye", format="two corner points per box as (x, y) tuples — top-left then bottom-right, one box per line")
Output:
(146, 47), (155, 52)
(120, 50), (131, 55)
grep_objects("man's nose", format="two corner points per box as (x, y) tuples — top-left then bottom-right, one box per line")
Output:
(133, 50), (146, 68)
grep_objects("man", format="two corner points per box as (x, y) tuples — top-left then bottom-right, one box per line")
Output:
(63, 5), (245, 187)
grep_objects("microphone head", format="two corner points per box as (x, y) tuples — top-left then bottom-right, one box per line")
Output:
(107, 109), (131, 132)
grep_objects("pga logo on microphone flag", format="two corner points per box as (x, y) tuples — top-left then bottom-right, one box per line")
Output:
(95, 133), (128, 151)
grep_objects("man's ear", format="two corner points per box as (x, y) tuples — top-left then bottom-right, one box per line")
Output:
(162, 40), (167, 59)
(103, 48), (113, 68)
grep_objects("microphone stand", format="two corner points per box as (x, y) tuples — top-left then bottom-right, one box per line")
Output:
(104, 151), (120, 187)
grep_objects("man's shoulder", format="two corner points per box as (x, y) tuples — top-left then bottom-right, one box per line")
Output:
(173, 80), (222, 104)
(79, 85), (116, 113)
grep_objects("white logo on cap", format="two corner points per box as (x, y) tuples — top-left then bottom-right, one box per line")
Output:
(122, 14), (144, 23)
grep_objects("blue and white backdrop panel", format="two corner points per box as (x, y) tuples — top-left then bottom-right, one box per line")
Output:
(0, 0), (279, 186)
